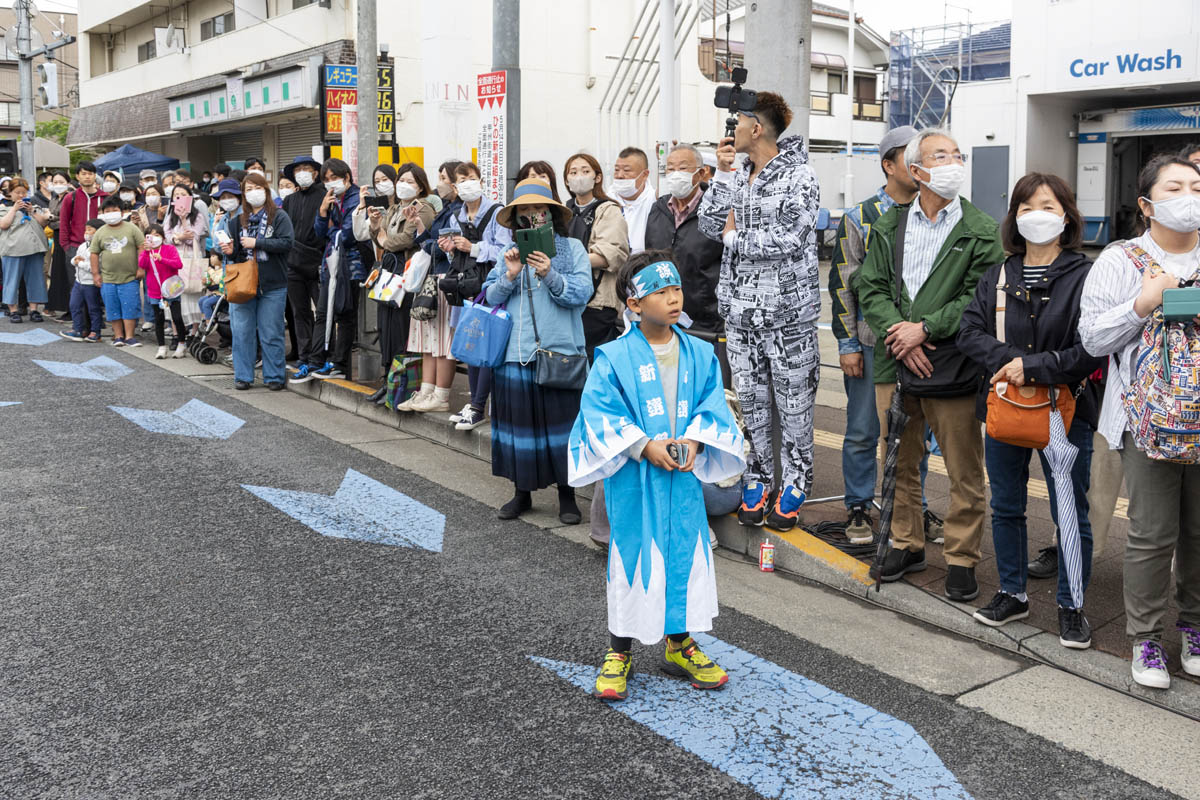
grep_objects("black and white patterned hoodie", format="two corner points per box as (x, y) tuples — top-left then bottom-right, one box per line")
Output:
(697, 135), (821, 330)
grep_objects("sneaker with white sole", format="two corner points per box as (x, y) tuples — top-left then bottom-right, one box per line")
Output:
(845, 505), (874, 545)
(155, 345), (168, 359)
(1180, 623), (1200, 676)
(289, 364), (316, 384)
(1131, 640), (1170, 689)
(408, 393), (449, 412)
(448, 403), (473, 424)
(172, 343), (187, 358)
(454, 407), (488, 430)
(312, 362), (346, 380)
(395, 392), (428, 412)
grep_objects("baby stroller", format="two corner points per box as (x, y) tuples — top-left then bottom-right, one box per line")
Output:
(189, 295), (229, 364)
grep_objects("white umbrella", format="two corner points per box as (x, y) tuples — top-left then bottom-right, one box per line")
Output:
(324, 231), (341, 352)
(1043, 408), (1084, 609)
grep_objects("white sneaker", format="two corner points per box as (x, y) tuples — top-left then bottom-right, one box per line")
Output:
(155, 345), (168, 359)
(395, 392), (428, 412)
(453, 407), (488, 430)
(448, 403), (473, 424)
(1131, 640), (1171, 689)
(408, 393), (450, 413)
(1180, 624), (1200, 677)
(141, 322), (154, 332)
(172, 343), (187, 359)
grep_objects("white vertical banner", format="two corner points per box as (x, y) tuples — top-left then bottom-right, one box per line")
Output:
(476, 70), (507, 203)
(422, 0), (476, 174)
(342, 108), (359, 180)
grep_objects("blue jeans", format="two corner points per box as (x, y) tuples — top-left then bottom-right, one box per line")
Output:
(69, 282), (102, 334)
(843, 346), (931, 509)
(2, 253), (48, 305)
(229, 284), (287, 384)
(702, 481), (742, 517)
(985, 417), (1094, 608)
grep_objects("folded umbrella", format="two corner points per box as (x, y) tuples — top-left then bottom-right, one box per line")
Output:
(324, 231), (342, 352)
(869, 386), (911, 591)
(1043, 408), (1085, 609)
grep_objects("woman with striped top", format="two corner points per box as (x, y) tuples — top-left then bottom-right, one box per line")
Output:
(958, 172), (1102, 647)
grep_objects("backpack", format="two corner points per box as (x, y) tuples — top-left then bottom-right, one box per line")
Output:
(1120, 242), (1200, 463)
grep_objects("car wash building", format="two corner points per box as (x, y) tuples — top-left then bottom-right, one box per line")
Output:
(900, 0), (1200, 244)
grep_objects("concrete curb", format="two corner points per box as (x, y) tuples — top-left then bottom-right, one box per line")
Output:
(286, 370), (1200, 720)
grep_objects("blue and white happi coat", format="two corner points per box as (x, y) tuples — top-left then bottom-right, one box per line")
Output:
(568, 323), (745, 644)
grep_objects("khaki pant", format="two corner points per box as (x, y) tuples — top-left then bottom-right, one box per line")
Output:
(876, 385), (985, 567)
(1119, 432), (1200, 642)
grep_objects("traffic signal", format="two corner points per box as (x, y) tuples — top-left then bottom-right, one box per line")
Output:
(36, 62), (58, 108)
(0, 140), (18, 173)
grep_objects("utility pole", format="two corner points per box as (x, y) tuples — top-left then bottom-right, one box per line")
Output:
(658, 0), (677, 144)
(744, 0), (811, 144)
(844, 0), (855, 206)
(16, 0), (34, 184)
(492, 0), (520, 201)
(355, 0), (378, 179)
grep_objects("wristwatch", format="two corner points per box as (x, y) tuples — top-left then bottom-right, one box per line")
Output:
(921, 320), (931, 339)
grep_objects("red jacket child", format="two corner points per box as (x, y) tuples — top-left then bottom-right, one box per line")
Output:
(139, 242), (183, 300)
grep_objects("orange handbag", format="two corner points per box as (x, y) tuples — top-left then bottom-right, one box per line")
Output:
(985, 263), (1076, 449)
(986, 381), (1075, 450)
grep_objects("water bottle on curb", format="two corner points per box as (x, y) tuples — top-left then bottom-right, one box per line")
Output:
(759, 539), (775, 572)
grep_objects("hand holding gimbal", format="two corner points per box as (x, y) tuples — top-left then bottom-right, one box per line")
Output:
(713, 67), (757, 139)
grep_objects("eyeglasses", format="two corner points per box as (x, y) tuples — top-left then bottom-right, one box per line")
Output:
(922, 152), (968, 166)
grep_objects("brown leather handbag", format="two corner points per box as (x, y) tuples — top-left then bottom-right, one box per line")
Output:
(985, 263), (1076, 449)
(224, 258), (259, 304)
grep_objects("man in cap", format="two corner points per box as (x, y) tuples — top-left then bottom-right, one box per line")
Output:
(829, 125), (941, 545)
(280, 155), (327, 383)
(138, 168), (158, 190)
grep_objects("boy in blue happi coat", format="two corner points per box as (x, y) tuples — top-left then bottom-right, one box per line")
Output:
(568, 250), (746, 701)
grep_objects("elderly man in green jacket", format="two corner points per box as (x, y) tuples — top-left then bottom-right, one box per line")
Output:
(856, 127), (1004, 602)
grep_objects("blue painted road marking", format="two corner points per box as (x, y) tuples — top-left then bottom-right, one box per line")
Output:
(109, 399), (246, 439)
(33, 355), (133, 382)
(532, 633), (973, 800)
(242, 469), (446, 552)
(0, 328), (58, 346)
(0, 401), (19, 407)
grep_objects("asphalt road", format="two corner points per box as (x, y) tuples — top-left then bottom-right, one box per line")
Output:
(0, 334), (1182, 799)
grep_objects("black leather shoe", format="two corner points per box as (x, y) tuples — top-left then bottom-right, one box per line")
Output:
(366, 386), (387, 403)
(234, 380), (251, 391)
(266, 382), (284, 391)
(497, 492), (532, 520)
(1028, 546), (1058, 579)
(879, 548), (926, 582)
(945, 565), (979, 601)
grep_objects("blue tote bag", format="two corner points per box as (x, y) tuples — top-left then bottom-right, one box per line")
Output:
(451, 294), (512, 368)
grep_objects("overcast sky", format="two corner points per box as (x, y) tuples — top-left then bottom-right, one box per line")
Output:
(852, 0), (1012, 39)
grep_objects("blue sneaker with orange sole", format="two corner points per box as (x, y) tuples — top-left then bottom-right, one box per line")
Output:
(737, 481), (767, 527)
(766, 485), (806, 531)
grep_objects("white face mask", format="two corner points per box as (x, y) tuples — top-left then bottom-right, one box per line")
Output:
(120, 191), (134, 202)
(915, 163), (965, 200)
(611, 177), (640, 198)
(374, 179), (395, 198)
(456, 179), (483, 203)
(279, 187), (295, 200)
(294, 170), (315, 188)
(102, 180), (118, 193)
(50, 184), (68, 195)
(248, 168), (266, 177)
(100, 211), (122, 225)
(395, 182), (419, 201)
(1144, 193), (1200, 233)
(1015, 210), (1065, 246)
(325, 179), (346, 196)
(245, 189), (267, 208)
(145, 234), (163, 248)
(567, 175), (596, 196)
(219, 197), (241, 213)
(663, 170), (697, 200)
(145, 195), (161, 208)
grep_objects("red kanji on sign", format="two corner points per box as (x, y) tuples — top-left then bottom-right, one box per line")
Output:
(477, 71), (507, 109)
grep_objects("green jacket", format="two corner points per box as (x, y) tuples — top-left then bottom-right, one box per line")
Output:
(854, 197), (1004, 385)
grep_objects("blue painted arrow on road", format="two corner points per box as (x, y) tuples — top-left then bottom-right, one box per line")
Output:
(532, 633), (973, 800)
(0, 401), (20, 407)
(33, 355), (133, 382)
(242, 469), (445, 552)
(109, 399), (245, 439)
(0, 328), (58, 346)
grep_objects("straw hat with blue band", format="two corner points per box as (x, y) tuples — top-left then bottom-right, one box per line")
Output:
(496, 178), (574, 229)
(629, 260), (681, 299)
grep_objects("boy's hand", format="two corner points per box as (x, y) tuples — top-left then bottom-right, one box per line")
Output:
(642, 439), (677, 472)
(677, 438), (701, 473)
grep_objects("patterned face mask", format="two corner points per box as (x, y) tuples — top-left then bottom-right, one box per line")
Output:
(518, 210), (550, 229)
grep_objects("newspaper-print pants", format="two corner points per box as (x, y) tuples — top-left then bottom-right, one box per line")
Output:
(726, 321), (819, 495)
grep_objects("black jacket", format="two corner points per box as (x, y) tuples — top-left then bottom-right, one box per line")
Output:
(281, 183), (325, 279)
(644, 185), (724, 334)
(959, 249), (1103, 426)
(226, 208), (295, 292)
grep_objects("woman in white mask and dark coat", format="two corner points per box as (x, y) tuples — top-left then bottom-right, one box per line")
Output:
(1079, 154), (1200, 691)
(959, 172), (1103, 649)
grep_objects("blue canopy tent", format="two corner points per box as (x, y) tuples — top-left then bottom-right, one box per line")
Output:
(93, 144), (179, 179)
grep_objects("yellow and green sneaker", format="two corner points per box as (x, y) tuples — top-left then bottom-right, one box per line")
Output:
(660, 637), (729, 689)
(594, 648), (632, 701)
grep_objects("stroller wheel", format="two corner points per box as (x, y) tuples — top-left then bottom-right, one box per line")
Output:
(197, 345), (218, 365)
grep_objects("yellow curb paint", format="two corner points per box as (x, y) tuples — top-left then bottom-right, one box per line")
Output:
(774, 527), (875, 587)
(327, 379), (374, 395)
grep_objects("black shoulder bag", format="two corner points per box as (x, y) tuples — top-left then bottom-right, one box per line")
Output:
(438, 204), (499, 306)
(892, 209), (981, 398)
(523, 266), (589, 391)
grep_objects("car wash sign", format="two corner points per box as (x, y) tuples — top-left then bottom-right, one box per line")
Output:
(1055, 36), (1197, 90)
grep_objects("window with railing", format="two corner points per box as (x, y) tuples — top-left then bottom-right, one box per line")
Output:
(811, 91), (833, 116)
